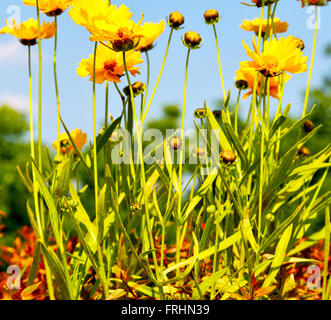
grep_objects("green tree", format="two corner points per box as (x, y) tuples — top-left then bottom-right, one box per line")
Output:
(0, 106), (30, 233)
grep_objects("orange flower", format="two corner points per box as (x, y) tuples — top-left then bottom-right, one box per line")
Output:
(241, 18), (289, 36)
(0, 18), (56, 45)
(242, 36), (308, 77)
(235, 66), (291, 99)
(136, 20), (165, 52)
(77, 44), (143, 84)
(23, 0), (73, 16)
(52, 129), (87, 154)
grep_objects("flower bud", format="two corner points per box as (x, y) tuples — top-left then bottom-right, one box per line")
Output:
(123, 81), (146, 97)
(204, 9), (220, 25)
(130, 202), (143, 213)
(183, 31), (202, 50)
(168, 11), (185, 29)
(169, 136), (182, 150)
(266, 213), (275, 223)
(294, 38), (305, 51)
(194, 108), (206, 119)
(193, 147), (206, 158)
(206, 205), (217, 215)
(235, 79), (249, 90)
(298, 147), (310, 157)
(221, 150), (236, 164)
(303, 120), (315, 133)
(213, 110), (222, 119)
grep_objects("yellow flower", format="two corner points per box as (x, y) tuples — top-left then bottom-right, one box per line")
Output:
(23, 0), (73, 16)
(235, 66), (291, 99)
(136, 20), (165, 52)
(0, 18), (56, 45)
(89, 14), (145, 51)
(69, 0), (135, 48)
(241, 18), (289, 36)
(53, 129), (87, 155)
(242, 36), (308, 77)
(77, 44), (143, 84)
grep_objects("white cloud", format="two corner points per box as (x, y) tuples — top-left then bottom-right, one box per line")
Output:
(0, 40), (26, 65)
(0, 92), (32, 113)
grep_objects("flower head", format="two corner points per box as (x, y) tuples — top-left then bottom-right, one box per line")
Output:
(242, 36), (308, 77)
(241, 18), (289, 36)
(136, 20), (165, 52)
(204, 9), (220, 25)
(23, 0), (73, 16)
(167, 11), (185, 29)
(53, 129), (87, 155)
(0, 18), (56, 45)
(77, 44), (143, 84)
(235, 66), (291, 99)
(183, 31), (202, 50)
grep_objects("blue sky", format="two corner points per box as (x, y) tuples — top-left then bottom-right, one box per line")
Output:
(0, 0), (330, 145)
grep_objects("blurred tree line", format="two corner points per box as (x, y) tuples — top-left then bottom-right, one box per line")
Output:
(0, 45), (330, 239)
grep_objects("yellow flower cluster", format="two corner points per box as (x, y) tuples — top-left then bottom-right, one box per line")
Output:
(23, 0), (73, 16)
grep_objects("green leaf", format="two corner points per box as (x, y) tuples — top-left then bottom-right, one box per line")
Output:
(96, 116), (122, 154)
(40, 242), (71, 300)
(97, 184), (107, 243)
(263, 224), (293, 287)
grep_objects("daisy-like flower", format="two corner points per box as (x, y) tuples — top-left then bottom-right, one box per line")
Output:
(242, 36), (308, 77)
(0, 18), (56, 45)
(241, 18), (289, 36)
(69, 0), (137, 50)
(77, 44), (143, 84)
(136, 20), (165, 52)
(23, 0), (73, 17)
(235, 66), (291, 99)
(53, 129), (87, 155)
(89, 14), (145, 51)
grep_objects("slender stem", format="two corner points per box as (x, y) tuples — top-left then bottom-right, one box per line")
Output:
(142, 51), (150, 113)
(212, 24), (226, 100)
(302, 6), (318, 117)
(36, 0), (42, 170)
(141, 28), (173, 123)
(53, 16), (61, 140)
(28, 45), (42, 239)
(176, 48), (191, 276)
(92, 42), (108, 298)
(235, 89), (242, 134)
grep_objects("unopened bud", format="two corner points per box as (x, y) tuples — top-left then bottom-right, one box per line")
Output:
(183, 31), (202, 50)
(221, 150), (236, 164)
(130, 202), (143, 213)
(303, 120), (315, 133)
(235, 79), (249, 90)
(123, 81), (146, 97)
(169, 136), (182, 150)
(266, 213), (275, 223)
(298, 147), (310, 157)
(194, 108), (206, 119)
(168, 11), (185, 29)
(204, 9), (220, 25)
(206, 205), (217, 214)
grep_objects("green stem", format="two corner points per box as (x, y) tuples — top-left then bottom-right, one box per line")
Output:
(212, 24), (226, 100)
(176, 48), (191, 276)
(302, 6), (318, 117)
(141, 28), (173, 123)
(92, 42), (108, 298)
(235, 89), (242, 134)
(142, 51), (150, 114)
(53, 16), (61, 140)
